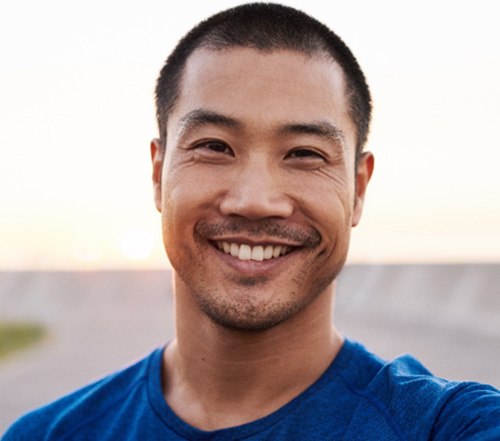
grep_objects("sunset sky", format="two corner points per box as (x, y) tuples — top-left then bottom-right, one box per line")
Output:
(1, 0), (499, 269)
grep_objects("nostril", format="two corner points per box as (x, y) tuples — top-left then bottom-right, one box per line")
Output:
(219, 190), (294, 220)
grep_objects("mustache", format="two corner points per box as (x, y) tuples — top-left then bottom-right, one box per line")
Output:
(196, 219), (321, 247)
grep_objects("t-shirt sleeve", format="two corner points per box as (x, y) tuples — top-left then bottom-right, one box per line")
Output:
(2, 411), (49, 441)
(431, 383), (500, 440)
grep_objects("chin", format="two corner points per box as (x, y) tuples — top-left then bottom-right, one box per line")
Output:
(197, 295), (300, 332)
(191, 267), (339, 333)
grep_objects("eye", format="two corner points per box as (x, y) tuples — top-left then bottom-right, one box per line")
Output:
(284, 148), (327, 170)
(287, 149), (323, 159)
(286, 148), (326, 161)
(196, 141), (234, 156)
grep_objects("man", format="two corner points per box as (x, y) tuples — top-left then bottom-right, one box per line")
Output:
(3, 3), (500, 440)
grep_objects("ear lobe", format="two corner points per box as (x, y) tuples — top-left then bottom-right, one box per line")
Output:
(352, 151), (374, 227)
(151, 138), (164, 212)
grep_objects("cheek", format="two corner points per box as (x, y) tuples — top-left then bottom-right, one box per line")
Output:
(161, 170), (223, 243)
(317, 203), (351, 254)
(295, 176), (354, 228)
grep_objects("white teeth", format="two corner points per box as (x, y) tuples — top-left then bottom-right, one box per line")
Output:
(263, 245), (273, 260)
(272, 245), (282, 258)
(239, 244), (252, 260)
(217, 242), (292, 261)
(230, 243), (239, 257)
(251, 246), (264, 261)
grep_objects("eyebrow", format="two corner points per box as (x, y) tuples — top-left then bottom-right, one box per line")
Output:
(177, 108), (346, 148)
(278, 122), (346, 149)
(178, 109), (241, 138)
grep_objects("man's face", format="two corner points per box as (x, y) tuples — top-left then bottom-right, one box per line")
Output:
(152, 48), (373, 331)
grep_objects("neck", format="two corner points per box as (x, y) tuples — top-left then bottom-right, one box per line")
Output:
(163, 276), (343, 430)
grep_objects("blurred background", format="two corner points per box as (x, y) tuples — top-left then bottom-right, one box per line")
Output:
(1, 0), (499, 433)
(2, 0), (499, 268)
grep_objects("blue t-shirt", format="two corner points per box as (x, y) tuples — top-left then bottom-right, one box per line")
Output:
(3, 339), (500, 440)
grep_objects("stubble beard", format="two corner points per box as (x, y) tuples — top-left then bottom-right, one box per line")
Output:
(176, 251), (344, 332)
(171, 218), (347, 332)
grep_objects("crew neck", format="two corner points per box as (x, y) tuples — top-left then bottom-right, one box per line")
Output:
(147, 338), (358, 440)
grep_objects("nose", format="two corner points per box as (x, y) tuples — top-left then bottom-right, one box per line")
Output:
(219, 160), (294, 220)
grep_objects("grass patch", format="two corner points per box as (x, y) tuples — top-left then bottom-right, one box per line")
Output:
(0, 322), (46, 359)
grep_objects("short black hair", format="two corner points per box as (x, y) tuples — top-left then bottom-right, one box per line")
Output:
(155, 3), (372, 156)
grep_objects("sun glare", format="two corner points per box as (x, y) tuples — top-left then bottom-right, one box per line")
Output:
(117, 229), (155, 261)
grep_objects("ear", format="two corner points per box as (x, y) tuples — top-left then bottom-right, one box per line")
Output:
(352, 151), (374, 227)
(150, 138), (164, 212)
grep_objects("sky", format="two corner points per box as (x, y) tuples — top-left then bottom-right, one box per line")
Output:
(1, 0), (499, 269)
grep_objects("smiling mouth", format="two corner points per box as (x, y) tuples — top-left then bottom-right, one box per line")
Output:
(214, 241), (294, 262)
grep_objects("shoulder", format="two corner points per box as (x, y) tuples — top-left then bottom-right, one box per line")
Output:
(429, 381), (500, 440)
(340, 340), (500, 440)
(2, 347), (163, 441)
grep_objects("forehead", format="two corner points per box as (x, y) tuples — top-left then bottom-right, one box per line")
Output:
(169, 47), (356, 148)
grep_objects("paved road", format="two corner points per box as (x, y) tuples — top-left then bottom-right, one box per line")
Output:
(1, 265), (499, 433)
